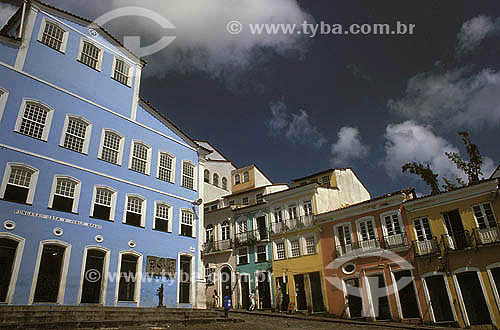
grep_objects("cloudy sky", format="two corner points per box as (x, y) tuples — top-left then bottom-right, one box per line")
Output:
(2, 1), (499, 196)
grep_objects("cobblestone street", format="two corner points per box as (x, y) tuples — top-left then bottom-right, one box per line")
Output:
(174, 312), (449, 330)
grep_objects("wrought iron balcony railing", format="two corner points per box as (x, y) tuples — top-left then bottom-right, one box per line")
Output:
(472, 225), (500, 246)
(271, 215), (315, 235)
(202, 239), (232, 254)
(381, 232), (409, 250)
(412, 237), (440, 256)
(234, 229), (269, 247)
(441, 231), (473, 252)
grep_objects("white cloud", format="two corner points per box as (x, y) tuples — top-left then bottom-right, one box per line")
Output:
(267, 99), (327, 148)
(330, 127), (369, 166)
(383, 121), (495, 183)
(0, 3), (17, 29)
(388, 68), (500, 129)
(457, 15), (500, 54)
(44, 0), (313, 82)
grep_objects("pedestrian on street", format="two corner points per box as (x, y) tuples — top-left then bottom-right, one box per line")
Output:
(249, 289), (256, 311)
(276, 285), (283, 313)
(213, 289), (220, 308)
(223, 295), (231, 318)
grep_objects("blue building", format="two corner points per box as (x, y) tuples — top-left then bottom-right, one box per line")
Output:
(0, 1), (207, 308)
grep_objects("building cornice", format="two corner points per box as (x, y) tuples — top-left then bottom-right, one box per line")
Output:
(404, 179), (499, 213)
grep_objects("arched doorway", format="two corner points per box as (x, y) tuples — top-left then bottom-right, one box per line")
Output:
(220, 266), (232, 306)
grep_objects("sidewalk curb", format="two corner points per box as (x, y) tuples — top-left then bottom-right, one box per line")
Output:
(228, 310), (461, 330)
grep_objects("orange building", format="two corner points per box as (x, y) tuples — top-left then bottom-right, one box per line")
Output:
(316, 189), (421, 322)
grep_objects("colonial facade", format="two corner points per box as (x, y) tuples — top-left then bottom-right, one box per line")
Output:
(268, 168), (371, 314)
(405, 179), (500, 328)
(0, 1), (207, 308)
(317, 189), (418, 321)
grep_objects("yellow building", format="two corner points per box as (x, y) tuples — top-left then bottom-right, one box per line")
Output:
(267, 168), (370, 313)
(404, 178), (500, 328)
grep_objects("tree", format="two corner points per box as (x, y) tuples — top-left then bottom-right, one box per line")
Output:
(402, 162), (441, 195)
(444, 131), (483, 184)
(401, 131), (484, 195)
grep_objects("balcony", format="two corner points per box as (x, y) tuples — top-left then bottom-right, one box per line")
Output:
(271, 215), (315, 235)
(472, 225), (500, 246)
(357, 238), (380, 250)
(234, 229), (269, 247)
(441, 231), (473, 252)
(381, 232), (409, 250)
(202, 239), (232, 254)
(412, 237), (440, 256)
(335, 243), (354, 257)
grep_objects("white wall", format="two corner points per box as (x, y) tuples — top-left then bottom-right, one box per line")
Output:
(203, 160), (234, 203)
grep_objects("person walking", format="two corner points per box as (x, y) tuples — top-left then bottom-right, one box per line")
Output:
(213, 289), (219, 309)
(248, 289), (256, 311)
(276, 285), (284, 313)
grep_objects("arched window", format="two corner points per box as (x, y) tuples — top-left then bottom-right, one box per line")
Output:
(234, 174), (241, 185)
(60, 115), (92, 154)
(124, 194), (146, 227)
(221, 221), (230, 241)
(91, 186), (117, 221)
(222, 177), (228, 190)
(205, 224), (214, 243)
(213, 173), (219, 187)
(15, 100), (54, 141)
(0, 163), (39, 205)
(204, 169), (210, 183)
(49, 176), (81, 213)
(243, 171), (249, 182)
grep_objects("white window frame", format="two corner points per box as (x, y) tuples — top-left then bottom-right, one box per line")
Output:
(486, 262), (500, 317)
(380, 210), (404, 236)
(114, 250), (143, 306)
(98, 129), (125, 166)
(234, 173), (240, 185)
(90, 185), (117, 221)
(0, 162), (39, 205)
(48, 175), (82, 213)
(123, 194), (147, 227)
(29, 240), (71, 305)
(128, 140), (152, 175)
(390, 268), (422, 320)
(288, 236), (302, 258)
(303, 233), (317, 255)
(181, 160), (197, 191)
(301, 199), (314, 216)
(413, 217), (433, 241)
(14, 99), (55, 142)
(59, 114), (92, 155)
(273, 207), (283, 223)
(77, 38), (104, 71)
(222, 177), (228, 190)
(334, 222), (353, 253)
(156, 151), (176, 183)
(356, 216), (378, 242)
(255, 244), (268, 263)
(154, 201), (173, 233)
(37, 17), (69, 53)
(179, 208), (196, 238)
(242, 197), (249, 206)
(451, 267), (495, 327)
(274, 239), (286, 260)
(471, 202), (498, 229)
(420, 272), (458, 323)
(220, 221), (231, 241)
(237, 246), (249, 265)
(243, 171), (249, 182)
(111, 56), (133, 87)
(0, 232), (25, 304)
(0, 88), (9, 123)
